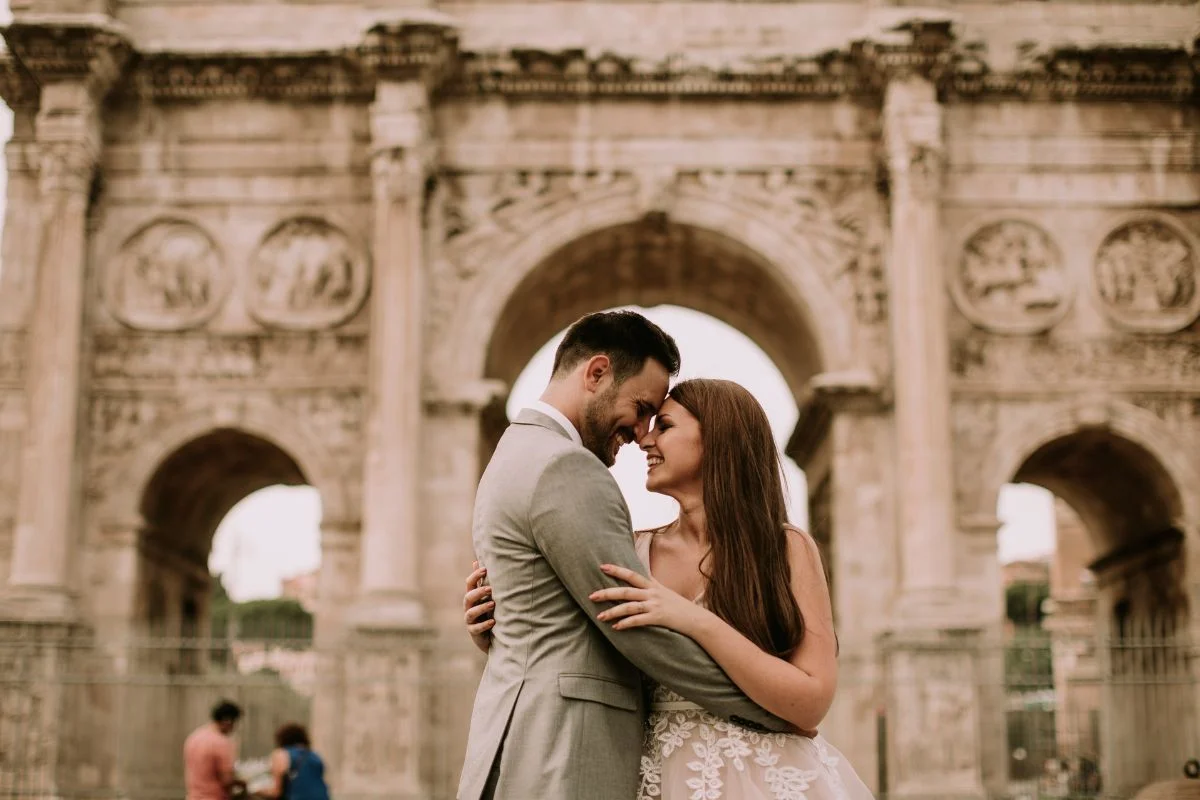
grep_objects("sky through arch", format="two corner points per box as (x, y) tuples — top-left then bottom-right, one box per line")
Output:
(507, 305), (810, 530)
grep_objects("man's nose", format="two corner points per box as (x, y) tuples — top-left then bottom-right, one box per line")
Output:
(638, 426), (655, 449)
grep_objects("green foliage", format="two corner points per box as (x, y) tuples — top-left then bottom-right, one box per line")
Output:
(209, 576), (313, 644)
(1005, 581), (1049, 628)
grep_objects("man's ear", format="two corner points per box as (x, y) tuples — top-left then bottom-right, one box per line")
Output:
(582, 354), (612, 393)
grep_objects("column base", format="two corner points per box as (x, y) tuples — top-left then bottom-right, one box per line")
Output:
(345, 592), (427, 630)
(0, 585), (77, 623)
(336, 625), (433, 799)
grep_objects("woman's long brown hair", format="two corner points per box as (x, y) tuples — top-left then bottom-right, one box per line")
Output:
(669, 378), (805, 658)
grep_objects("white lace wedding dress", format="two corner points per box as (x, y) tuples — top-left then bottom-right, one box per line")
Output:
(634, 533), (875, 800)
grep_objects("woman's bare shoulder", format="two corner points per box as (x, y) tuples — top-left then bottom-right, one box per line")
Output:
(783, 525), (828, 575)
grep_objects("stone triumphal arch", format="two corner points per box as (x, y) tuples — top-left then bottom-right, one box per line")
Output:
(0, 2), (1196, 797)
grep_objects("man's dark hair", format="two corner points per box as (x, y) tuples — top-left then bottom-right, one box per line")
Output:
(551, 310), (681, 383)
(211, 700), (242, 724)
(275, 722), (311, 749)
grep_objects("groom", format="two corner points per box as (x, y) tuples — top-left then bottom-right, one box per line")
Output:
(458, 310), (787, 800)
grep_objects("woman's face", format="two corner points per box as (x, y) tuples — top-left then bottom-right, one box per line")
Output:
(639, 397), (703, 496)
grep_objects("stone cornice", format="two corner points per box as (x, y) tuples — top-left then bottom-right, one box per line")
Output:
(122, 50), (373, 103)
(0, 51), (39, 110)
(2, 20), (131, 95)
(947, 45), (1197, 103)
(2, 24), (1194, 106)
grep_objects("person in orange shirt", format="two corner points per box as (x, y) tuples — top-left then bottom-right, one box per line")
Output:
(184, 700), (246, 800)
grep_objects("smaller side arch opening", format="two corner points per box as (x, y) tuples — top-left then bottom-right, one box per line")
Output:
(1003, 427), (1193, 793)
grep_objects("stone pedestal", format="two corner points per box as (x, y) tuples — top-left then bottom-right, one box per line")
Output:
(336, 628), (432, 799)
(0, 621), (89, 800)
(881, 629), (988, 800)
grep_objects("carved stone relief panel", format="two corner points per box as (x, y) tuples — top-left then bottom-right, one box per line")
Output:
(952, 399), (1000, 516)
(103, 220), (228, 331)
(951, 335), (1200, 390)
(952, 220), (1069, 334)
(247, 218), (370, 330)
(340, 646), (419, 789)
(887, 647), (981, 787)
(91, 333), (369, 385)
(1093, 216), (1200, 333)
(692, 169), (889, 326)
(275, 390), (365, 456)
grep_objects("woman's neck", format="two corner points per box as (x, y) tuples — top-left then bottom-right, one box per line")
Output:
(673, 491), (707, 546)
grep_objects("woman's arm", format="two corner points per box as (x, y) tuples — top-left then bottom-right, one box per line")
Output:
(592, 528), (838, 732)
(254, 748), (290, 799)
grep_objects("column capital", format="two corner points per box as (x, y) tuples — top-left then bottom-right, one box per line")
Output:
(370, 145), (434, 203)
(882, 76), (944, 202)
(36, 137), (97, 196)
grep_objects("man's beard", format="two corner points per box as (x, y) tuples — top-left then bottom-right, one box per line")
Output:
(581, 384), (628, 467)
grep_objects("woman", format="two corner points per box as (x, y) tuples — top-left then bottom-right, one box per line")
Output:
(253, 723), (330, 800)
(464, 378), (873, 800)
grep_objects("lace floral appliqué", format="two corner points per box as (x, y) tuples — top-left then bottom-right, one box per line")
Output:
(638, 687), (863, 800)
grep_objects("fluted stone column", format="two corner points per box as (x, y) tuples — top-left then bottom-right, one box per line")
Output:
(883, 75), (959, 619)
(3, 29), (127, 619)
(352, 81), (433, 630)
(879, 70), (986, 800)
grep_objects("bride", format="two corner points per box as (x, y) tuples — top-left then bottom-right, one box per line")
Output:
(464, 378), (874, 800)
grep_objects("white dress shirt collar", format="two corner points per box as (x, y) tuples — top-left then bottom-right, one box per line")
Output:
(529, 400), (583, 447)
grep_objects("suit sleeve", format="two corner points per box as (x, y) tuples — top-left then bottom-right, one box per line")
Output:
(530, 448), (789, 732)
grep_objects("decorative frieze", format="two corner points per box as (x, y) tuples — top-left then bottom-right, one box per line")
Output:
(951, 335), (1200, 389)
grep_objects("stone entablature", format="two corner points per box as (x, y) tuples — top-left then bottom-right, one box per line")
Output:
(1, 21), (1196, 108)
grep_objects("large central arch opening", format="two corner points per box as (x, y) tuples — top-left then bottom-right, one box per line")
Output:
(485, 218), (824, 401)
(1001, 428), (1194, 793)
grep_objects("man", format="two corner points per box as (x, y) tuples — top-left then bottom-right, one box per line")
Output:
(184, 700), (246, 800)
(458, 310), (788, 800)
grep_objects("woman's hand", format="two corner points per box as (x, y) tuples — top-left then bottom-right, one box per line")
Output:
(463, 561), (495, 653)
(589, 564), (707, 636)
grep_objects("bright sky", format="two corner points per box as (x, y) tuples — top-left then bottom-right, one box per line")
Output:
(0, 22), (1054, 600)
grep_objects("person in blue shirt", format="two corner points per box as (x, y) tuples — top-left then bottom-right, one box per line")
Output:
(254, 723), (330, 800)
